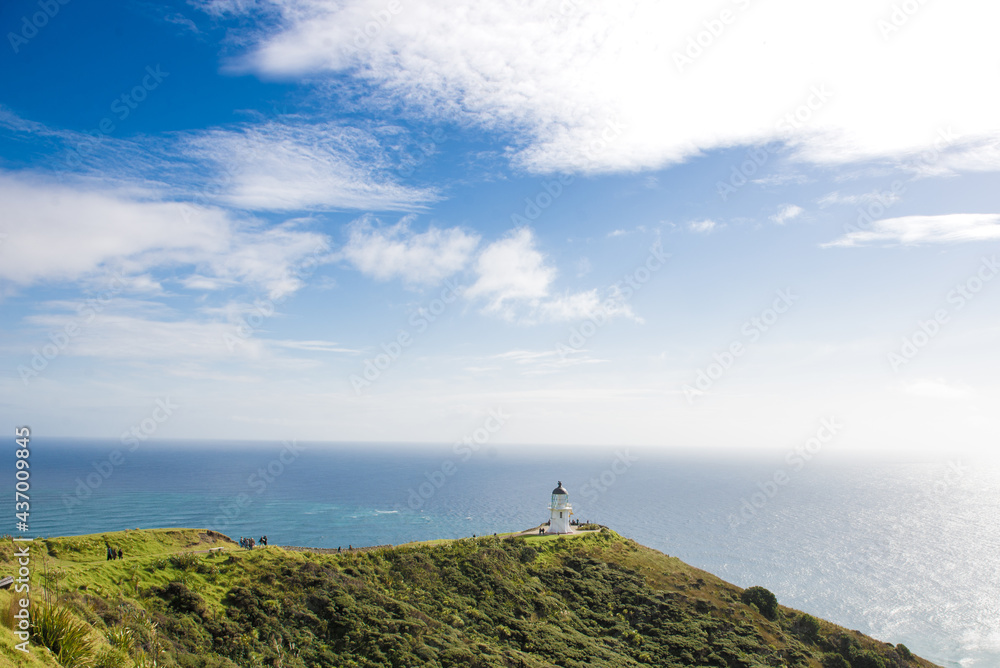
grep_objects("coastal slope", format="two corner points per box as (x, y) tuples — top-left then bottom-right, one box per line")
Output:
(1, 527), (938, 668)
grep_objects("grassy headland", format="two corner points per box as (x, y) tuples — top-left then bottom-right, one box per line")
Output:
(1, 527), (937, 668)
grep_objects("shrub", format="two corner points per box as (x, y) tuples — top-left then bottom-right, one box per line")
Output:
(740, 586), (778, 620)
(794, 613), (821, 641)
(105, 624), (136, 653)
(147, 557), (168, 571)
(896, 643), (914, 661)
(31, 603), (96, 667)
(170, 552), (200, 571)
(850, 648), (888, 668)
(94, 646), (131, 668)
(152, 581), (208, 617)
(821, 653), (850, 668)
(133, 653), (158, 668)
(175, 653), (241, 667)
(440, 646), (475, 667)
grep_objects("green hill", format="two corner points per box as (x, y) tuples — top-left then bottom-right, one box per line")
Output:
(1, 527), (937, 668)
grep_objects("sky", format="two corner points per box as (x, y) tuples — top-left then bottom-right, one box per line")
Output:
(1, 0), (999, 455)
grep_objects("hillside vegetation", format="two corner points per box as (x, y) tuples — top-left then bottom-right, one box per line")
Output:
(0, 528), (938, 668)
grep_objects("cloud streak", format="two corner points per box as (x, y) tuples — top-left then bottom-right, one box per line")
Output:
(181, 122), (438, 212)
(0, 109), (437, 214)
(825, 214), (1000, 247)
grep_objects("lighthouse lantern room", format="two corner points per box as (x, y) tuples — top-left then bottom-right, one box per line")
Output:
(547, 481), (573, 534)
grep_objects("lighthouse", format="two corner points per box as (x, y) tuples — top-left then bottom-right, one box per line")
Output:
(546, 481), (573, 534)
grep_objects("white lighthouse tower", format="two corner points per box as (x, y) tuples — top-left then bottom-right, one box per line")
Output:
(546, 481), (573, 534)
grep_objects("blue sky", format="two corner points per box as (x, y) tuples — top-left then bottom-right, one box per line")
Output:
(1, 0), (999, 453)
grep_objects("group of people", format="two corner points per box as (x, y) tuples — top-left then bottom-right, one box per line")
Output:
(239, 535), (267, 549)
(106, 545), (123, 560)
(537, 518), (591, 533)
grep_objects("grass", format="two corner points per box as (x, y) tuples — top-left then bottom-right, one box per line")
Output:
(0, 527), (940, 668)
(41, 528), (232, 564)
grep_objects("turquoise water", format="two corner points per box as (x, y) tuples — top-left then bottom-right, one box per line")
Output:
(17, 439), (1000, 667)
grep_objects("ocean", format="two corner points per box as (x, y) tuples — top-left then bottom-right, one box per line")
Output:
(19, 438), (1000, 668)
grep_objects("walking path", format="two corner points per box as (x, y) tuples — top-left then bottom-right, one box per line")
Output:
(509, 524), (604, 538)
(96, 525), (607, 561)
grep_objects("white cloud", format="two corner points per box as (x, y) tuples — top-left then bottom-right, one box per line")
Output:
(272, 339), (359, 353)
(688, 219), (717, 234)
(181, 275), (240, 291)
(817, 190), (903, 208)
(750, 172), (810, 187)
(0, 171), (331, 299)
(0, 172), (225, 286)
(181, 123), (437, 212)
(824, 214), (1000, 248)
(465, 228), (555, 317)
(18, 299), (339, 369)
(464, 228), (640, 323)
(770, 204), (804, 224)
(204, 221), (332, 299)
(0, 109), (435, 214)
(537, 289), (638, 323)
(209, 0), (1000, 175)
(492, 348), (606, 375)
(339, 215), (480, 285)
(24, 308), (266, 360)
(817, 191), (855, 207)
